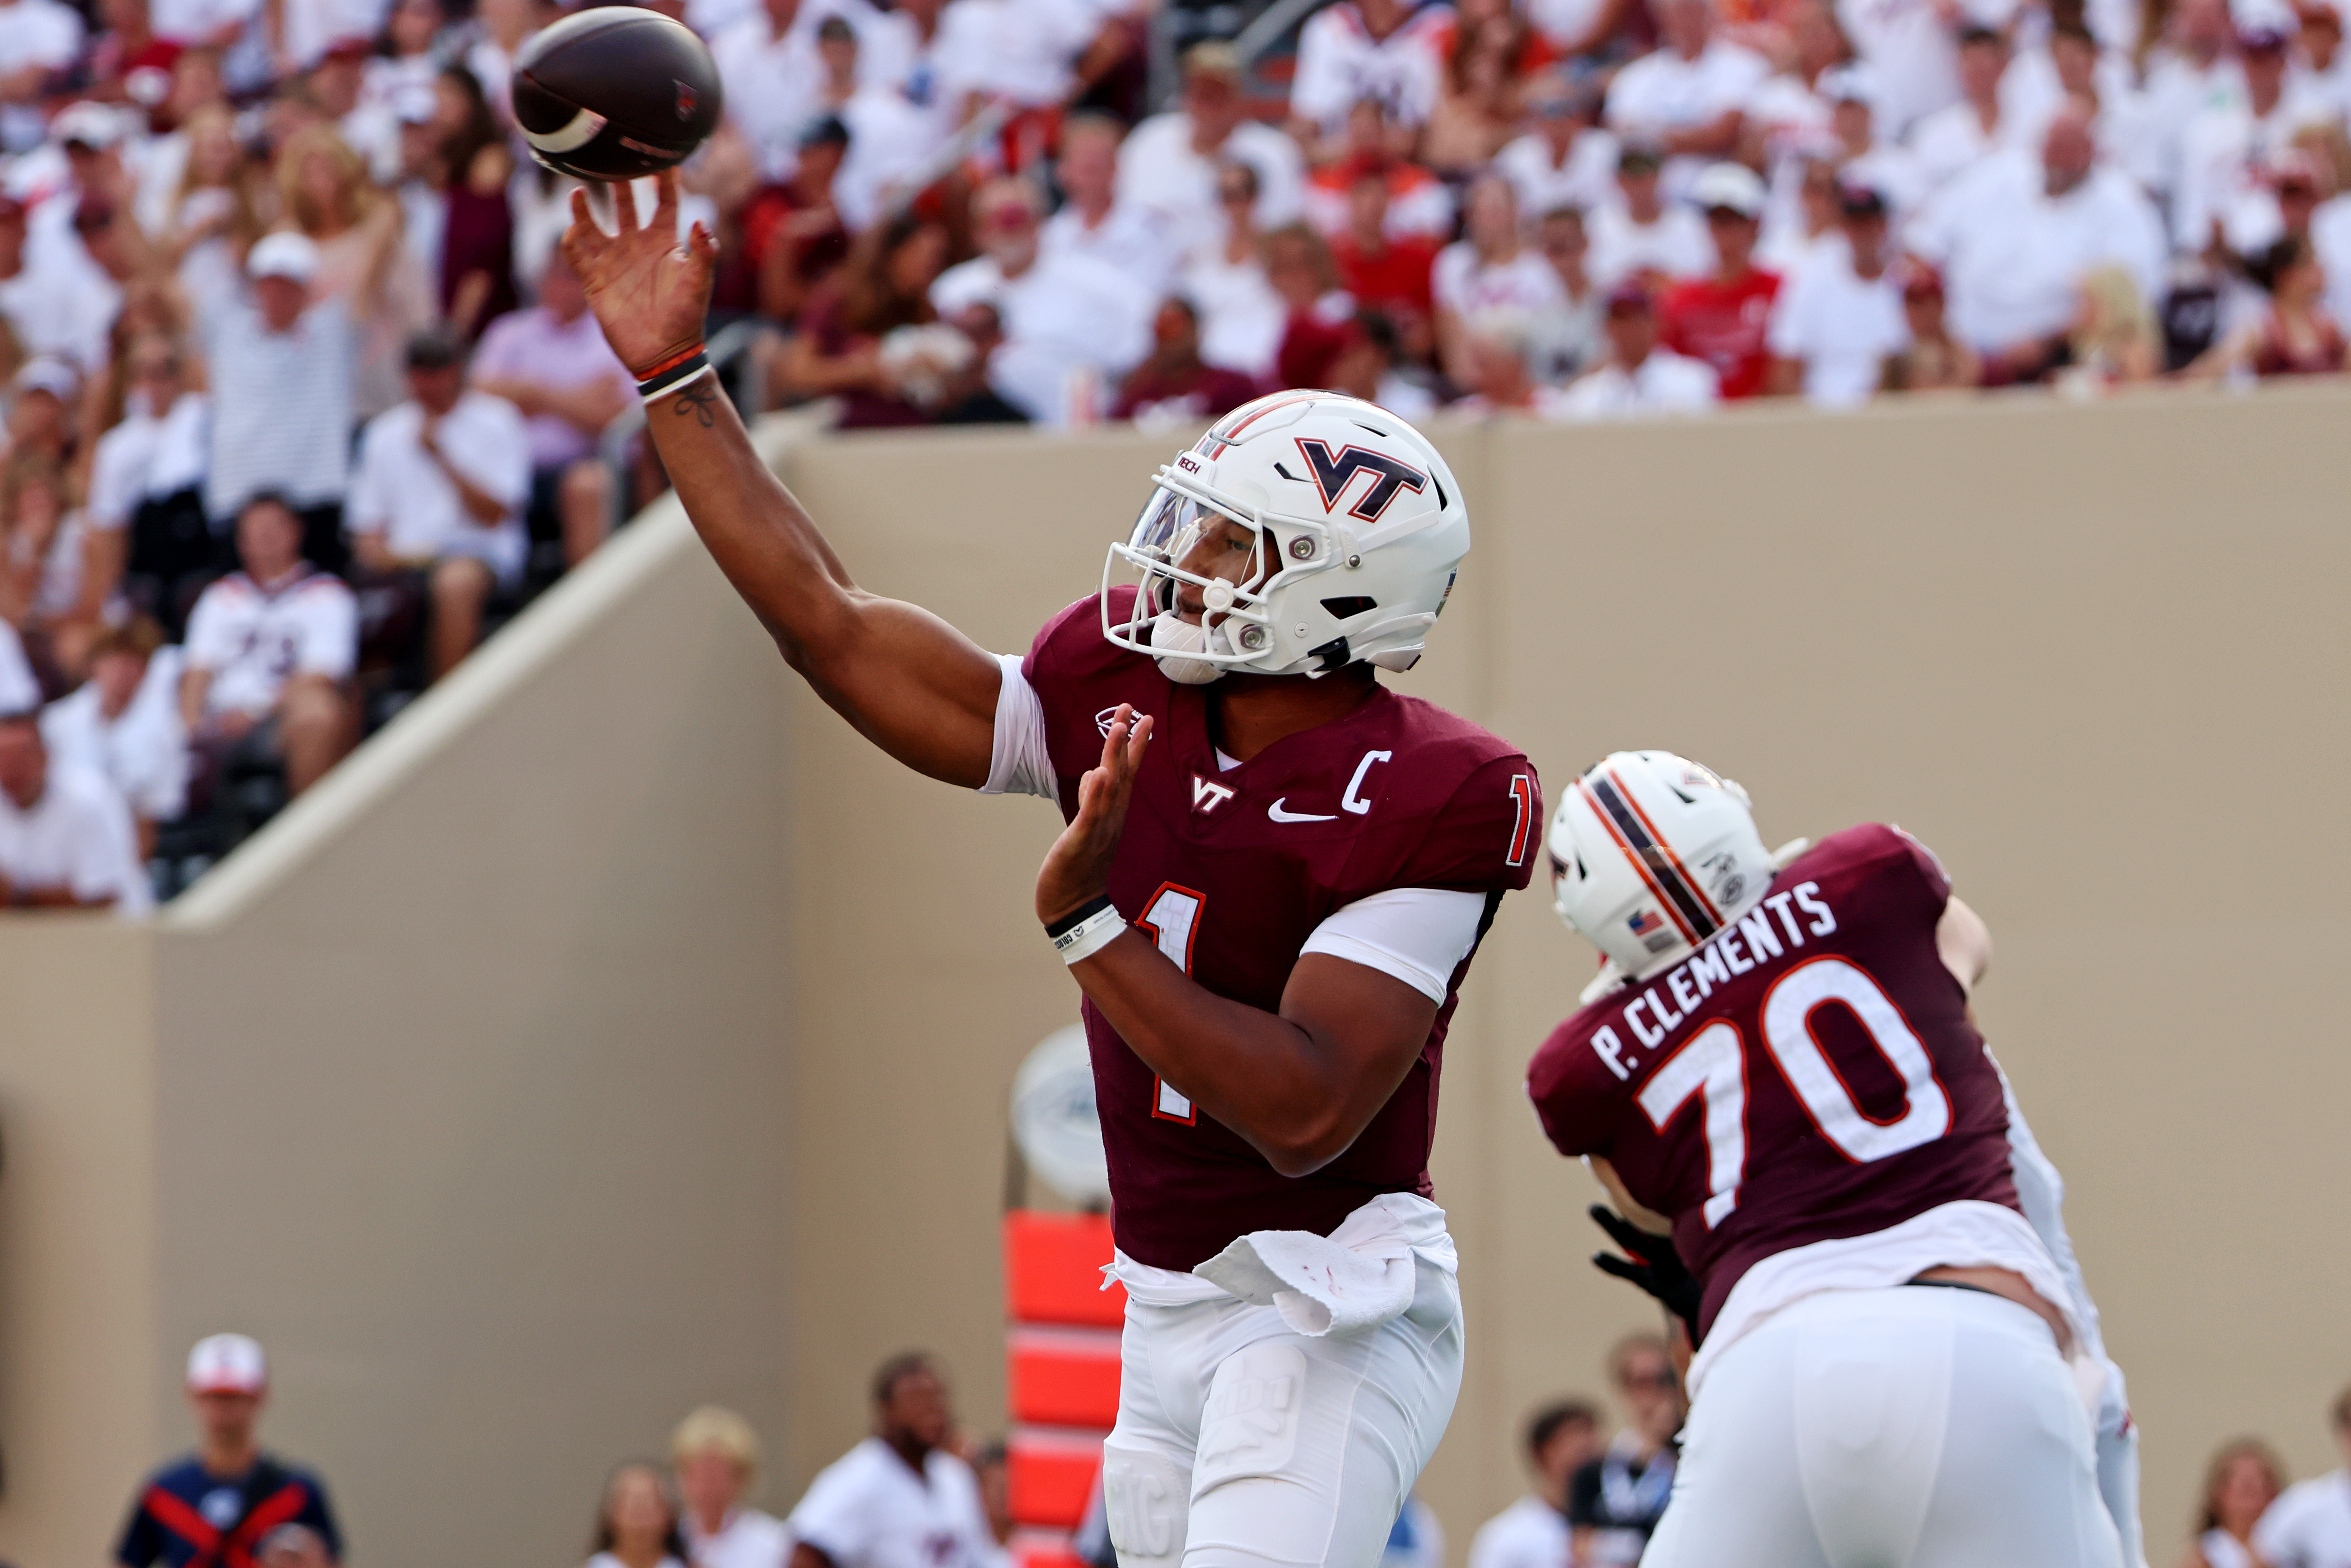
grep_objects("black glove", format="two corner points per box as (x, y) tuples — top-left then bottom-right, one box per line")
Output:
(1589, 1203), (1703, 1345)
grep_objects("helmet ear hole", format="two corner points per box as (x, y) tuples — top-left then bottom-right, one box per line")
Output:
(1319, 595), (1377, 618)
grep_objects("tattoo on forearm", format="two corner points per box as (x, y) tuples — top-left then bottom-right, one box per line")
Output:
(672, 377), (720, 428)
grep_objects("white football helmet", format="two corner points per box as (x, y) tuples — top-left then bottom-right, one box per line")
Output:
(1549, 751), (1776, 984)
(1102, 390), (1469, 682)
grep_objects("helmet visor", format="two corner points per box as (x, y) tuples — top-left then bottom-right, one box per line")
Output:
(1121, 484), (1269, 618)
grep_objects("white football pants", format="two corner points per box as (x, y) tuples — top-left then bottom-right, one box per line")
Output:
(1098, 1245), (1463, 1567)
(1641, 1285), (2124, 1568)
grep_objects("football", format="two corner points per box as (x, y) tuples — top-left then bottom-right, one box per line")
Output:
(510, 7), (722, 182)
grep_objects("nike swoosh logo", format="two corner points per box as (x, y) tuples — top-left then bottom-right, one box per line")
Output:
(1267, 799), (1338, 823)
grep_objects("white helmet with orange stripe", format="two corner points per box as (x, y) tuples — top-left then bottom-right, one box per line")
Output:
(1549, 751), (1778, 989)
(1102, 389), (1469, 682)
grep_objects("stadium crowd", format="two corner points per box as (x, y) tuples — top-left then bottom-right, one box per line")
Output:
(106, 1331), (2351, 1568)
(0, 0), (2346, 905)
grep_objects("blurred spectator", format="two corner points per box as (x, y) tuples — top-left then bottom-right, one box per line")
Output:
(0, 704), (149, 908)
(1835, 0), (2017, 141)
(971, 1441), (1013, 1549)
(1818, 64), (1923, 218)
(1756, 150), (1843, 274)
(1330, 162), (1439, 325)
(588, 1463), (691, 1568)
(1909, 27), (2020, 196)
(41, 615), (185, 854)
(0, 0), (85, 154)
(275, 123), (432, 416)
(472, 247), (628, 563)
(742, 115), (852, 327)
(2185, 1437), (2285, 1568)
(2252, 1384), (2351, 1568)
(349, 327), (528, 681)
(1766, 181), (1908, 404)
(1495, 72), (1615, 225)
(180, 493), (357, 798)
(85, 329), (208, 637)
(2188, 232), (2346, 375)
(0, 610), (33, 710)
(1881, 260), (1981, 389)
(673, 1407), (789, 1568)
(1450, 308), (1549, 413)
(1304, 98), (1453, 241)
(1526, 204), (1602, 381)
(149, 104), (264, 323)
(1587, 144), (1713, 288)
(2058, 263), (2164, 388)
(1920, 100), (2166, 382)
(1112, 296), (1260, 423)
(1660, 160), (1778, 397)
(1434, 173), (1561, 382)
(205, 232), (355, 573)
(1181, 161), (1287, 379)
(114, 1335), (340, 1568)
(1468, 1399), (1602, 1568)
(2174, 25), (2325, 256)
(930, 175), (1148, 424)
(1290, 0), (1455, 149)
(1556, 281), (1720, 415)
(1603, 0), (1769, 197)
(429, 64), (516, 340)
(0, 190), (116, 374)
(1566, 1335), (1685, 1565)
(1266, 221), (1363, 388)
(1117, 42), (1305, 258)
(1042, 112), (1179, 303)
(784, 1353), (998, 1568)
(711, 0), (826, 184)
(1424, 15), (1525, 178)
(1329, 305), (1439, 419)
(775, 212), (958, 427)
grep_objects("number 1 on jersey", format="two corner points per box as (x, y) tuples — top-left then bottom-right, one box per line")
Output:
(1137, 884), (1205, 1124)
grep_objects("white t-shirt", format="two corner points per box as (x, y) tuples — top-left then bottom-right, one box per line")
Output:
(711, 16), (828, 181)
(41, 648), (187, 823)
(835, 85), (943, 232)
(205, 297), (357, 520)
(348, 392), (532, 583)
(1467, 1494), (1571, 1568)
(929, 250), (1152, 424)
(0, 616), (37, 713)
(1603, 39), (1771, 196)
(682, 1507), (790, 1568)
(1493, 129), (1619, 223)
(0, 760), (150, 911)
(183, 567), (358, 719)
(0, 252), (118, 372)
(1291, 0), (1456, 133)
(785, 1439), (1001, 1568)
(2255, 1472), (2351, 1568)
(1766, 248), (1909, 406)
(1920, 156), (2167, 353)
(1116, 112), (1307, 259)
(1552, 348), (1720, 417)
(88, 393), (210, 530)
(954, 0), (1099, 106)
(1179, 247), (1288, 377)
(1432, 242), (1566, 322)
(1837, 0), (2019, 138)
(1584, 201), (1715, 288)
(0, 0), (82, 149)
(1039, 201), (1184, 304)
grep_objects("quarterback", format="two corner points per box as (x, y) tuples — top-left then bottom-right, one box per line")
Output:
(1527, 751), (2144, 1568)
(564, 175), (1540, 1566)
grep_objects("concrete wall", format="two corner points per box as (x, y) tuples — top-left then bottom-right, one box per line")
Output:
(0, 387), (2345, 1566)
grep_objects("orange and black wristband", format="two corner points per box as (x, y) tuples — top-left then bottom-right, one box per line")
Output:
(637, 344), (712, 403)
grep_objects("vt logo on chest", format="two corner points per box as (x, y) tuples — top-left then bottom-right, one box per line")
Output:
(1188, 750), (1393, 819)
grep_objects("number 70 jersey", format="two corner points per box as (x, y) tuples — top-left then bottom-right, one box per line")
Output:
(1525, 824), (2021, 1339)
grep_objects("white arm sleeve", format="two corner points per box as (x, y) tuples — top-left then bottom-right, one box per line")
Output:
(1298, 887), (1490, 1004)
(978, 653), (1057, 799)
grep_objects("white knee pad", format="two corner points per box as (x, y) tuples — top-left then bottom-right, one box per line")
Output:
(1101, 1441), (1192, 1568)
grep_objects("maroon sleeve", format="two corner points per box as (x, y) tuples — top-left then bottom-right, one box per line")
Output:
(1525, 1003), (1626, 1157)
(1021, 590), (1140, 791)
(1389, 752), (1544, 896)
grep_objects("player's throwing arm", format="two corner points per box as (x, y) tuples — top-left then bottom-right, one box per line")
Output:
(564, 186), (1543, 1568)
(1527, 751), (2142, 1568)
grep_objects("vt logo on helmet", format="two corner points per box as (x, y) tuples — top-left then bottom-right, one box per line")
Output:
(1101, 391), (1470, 683)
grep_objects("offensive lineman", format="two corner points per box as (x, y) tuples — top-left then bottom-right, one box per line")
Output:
(1525, 751), (2142, 1568)
(562, 175), (1541, 1566)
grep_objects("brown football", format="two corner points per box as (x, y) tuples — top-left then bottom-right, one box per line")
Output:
(511, 7), (723, 182)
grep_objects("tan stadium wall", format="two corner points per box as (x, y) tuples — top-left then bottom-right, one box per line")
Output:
(2, 386), (2348, 1566)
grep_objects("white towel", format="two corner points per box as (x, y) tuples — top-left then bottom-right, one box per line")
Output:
(1190, 1193), (1456, 1338)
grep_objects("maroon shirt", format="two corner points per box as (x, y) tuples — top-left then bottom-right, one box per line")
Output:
(1027, 587), (1541, 1269)
(1526, 824), (2019, 1335)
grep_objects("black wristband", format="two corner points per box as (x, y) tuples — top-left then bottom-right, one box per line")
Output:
(637, 348), (711, 402)
(1045, 894), (1116, 940)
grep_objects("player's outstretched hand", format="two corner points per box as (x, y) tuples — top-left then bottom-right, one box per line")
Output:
(560, 169), (716, 379)
(1590, 1203), (1704, 1345)
(1036, 703), (1153, 927)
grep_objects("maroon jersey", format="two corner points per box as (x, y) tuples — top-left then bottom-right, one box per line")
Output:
(1526, 824), (2018, 1334)
(1027, 588), (1541, 1270)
